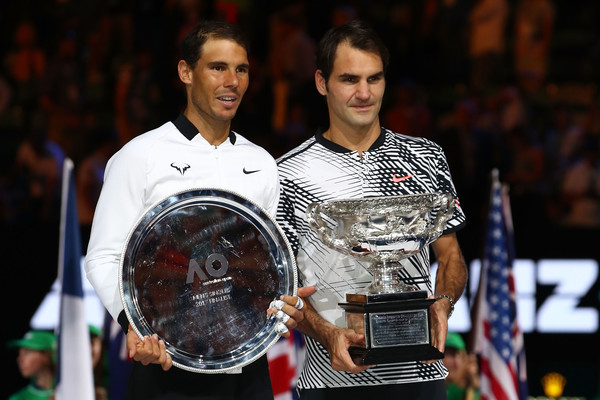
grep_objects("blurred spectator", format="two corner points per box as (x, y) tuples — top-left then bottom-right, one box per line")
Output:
(272, 100), (312, 157)
(559, 136), (600, 228)
(231, 55), (274, 147)
(14, 128), (65, 223)
(113, 60), (135, 146)
(383, 3), (414, 79)
(331, 4), (357, 27)
(513, 0), (555, 96)
(497, 86), (528, 134)
(468, 0), (509, 92)
(437, 93), (496, 194)
(81, 29), (110, 120)
(543, 104), (585, 175)
(383, 79), (433, 139)
(40, 32), (84, 159)
(114, 49), (163, 146)
(8, 330), (57, 400)
(436, 0), (470, 84)
(443, 332), (481, 400)
(503, 126), (545, 196)
(76, 128), (117, 250)
(171, 0), (213, 45)
(269, 3), (315, 132)
(3, 20), (46, 113)
(502, 125), (546, 252)
(541, 104), (586, 221)
(89, 325), (108, 400)
(412, 0), (443, 81)
(0, 71), (12, 115)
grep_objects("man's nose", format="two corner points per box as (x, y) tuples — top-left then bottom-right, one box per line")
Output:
(355, 81), (370, 100)
(224, 69), (239, 88)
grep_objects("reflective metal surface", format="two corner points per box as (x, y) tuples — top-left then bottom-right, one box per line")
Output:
(120, 189), (297, 373)
(306, 193), (454, 293)
(306, 193), (454, 261)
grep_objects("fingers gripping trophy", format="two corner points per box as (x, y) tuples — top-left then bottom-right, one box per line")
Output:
(306, 193), (454, 365)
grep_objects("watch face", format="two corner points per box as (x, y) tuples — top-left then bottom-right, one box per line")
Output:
(120, 188), (297, 373)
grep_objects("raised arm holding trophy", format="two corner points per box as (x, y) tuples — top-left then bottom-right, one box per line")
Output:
(276, 19), (468, 400)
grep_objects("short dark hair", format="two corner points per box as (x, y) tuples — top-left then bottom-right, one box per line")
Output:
(316, 19), (389, 82)
(180, 20), (250, 68)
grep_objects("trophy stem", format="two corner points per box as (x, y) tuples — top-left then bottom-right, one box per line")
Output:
(367, 261), (416, 294)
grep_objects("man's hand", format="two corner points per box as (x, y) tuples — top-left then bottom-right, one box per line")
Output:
(268, 286), (316, 337)
(280, 288), (374, 374)
(126, 330), (173, 371)
(427, 294), (450, 361)
(323, 326), (373, 374)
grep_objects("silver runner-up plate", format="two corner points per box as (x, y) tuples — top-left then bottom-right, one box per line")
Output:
(119, 188), (297, 373)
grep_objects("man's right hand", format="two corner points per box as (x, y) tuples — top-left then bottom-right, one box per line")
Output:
(324, 326), (374, 374)
(126, 329), (173, 371)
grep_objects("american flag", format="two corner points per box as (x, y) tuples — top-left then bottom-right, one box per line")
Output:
(472, 170), (528, 400)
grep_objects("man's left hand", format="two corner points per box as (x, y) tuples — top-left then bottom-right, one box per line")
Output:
(268, 286), (316, 337)
(426, 294), (450, 362)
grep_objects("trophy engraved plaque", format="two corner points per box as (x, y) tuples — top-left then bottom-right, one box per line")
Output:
(306, 193), (454, 365)
(120, 188), (297, 373)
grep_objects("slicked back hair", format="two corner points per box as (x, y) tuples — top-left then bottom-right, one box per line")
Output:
(316, 19), (389, 83)
(180, 20), (250, 68)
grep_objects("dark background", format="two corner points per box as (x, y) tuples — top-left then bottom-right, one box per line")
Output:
(1, 0), (599, 398)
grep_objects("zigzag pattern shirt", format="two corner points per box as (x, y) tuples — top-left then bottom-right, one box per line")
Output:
(276, 127), (466, 389)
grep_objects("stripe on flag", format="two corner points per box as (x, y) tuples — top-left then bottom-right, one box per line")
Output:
(472, 169), (528, 400)
(55, 158), (95, 400)
(268, 330), (304, 400)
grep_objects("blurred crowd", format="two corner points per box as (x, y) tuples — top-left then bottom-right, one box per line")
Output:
(1, 0), (599, 257)
(2, 0), (600, 398)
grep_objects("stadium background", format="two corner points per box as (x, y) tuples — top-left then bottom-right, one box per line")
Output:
(1, 0), (599, 398)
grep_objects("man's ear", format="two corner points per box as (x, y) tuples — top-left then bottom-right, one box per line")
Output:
(315, 69), (328, 96)
(178, 60), (192, 85)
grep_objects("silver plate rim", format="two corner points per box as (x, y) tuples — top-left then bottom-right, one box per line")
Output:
(118, 187), (297, 373)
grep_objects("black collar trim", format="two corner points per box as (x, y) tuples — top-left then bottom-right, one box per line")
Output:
(172, 114), (237, 144)
(314, 127), (386, 153)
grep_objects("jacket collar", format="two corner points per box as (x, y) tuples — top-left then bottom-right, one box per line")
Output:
(172, 114), (237, 144)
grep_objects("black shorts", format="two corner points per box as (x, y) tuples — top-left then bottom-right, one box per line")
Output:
(125, 355), (274, 400)
(298, 379), (447, 400)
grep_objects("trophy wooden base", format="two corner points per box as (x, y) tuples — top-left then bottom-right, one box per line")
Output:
(339, 291), (444, 365)
(349, 344), (444, 365)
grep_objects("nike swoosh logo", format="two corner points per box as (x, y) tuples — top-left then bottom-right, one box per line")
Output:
(243, 168), (261, 174)
(392, 174), (414, 183)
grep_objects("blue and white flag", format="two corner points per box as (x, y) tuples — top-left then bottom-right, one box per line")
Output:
(55, 158), (95, 400)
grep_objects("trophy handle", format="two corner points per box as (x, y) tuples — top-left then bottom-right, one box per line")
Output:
(306, 202), (345, 252)
(305, 202), (321, 230)
(427, 193), (454, 243)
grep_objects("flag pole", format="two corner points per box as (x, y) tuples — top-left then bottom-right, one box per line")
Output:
(56, 159), (72, 293)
